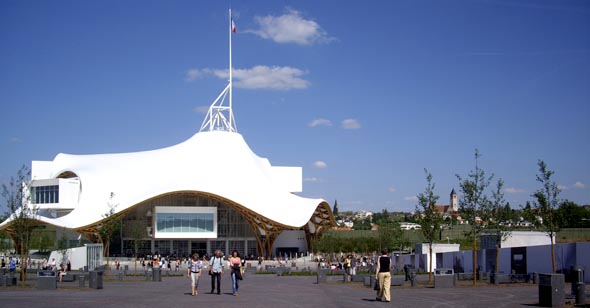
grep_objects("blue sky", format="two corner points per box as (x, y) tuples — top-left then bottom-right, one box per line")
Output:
(1, 0), (589, 213)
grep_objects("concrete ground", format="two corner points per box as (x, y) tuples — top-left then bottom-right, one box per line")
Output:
(0, 273), (587, 308)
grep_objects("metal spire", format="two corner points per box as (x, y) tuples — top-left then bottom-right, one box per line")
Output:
(199, 9), (237, 133)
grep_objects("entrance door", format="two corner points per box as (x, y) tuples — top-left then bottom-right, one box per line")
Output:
(511, 247), (527, 274)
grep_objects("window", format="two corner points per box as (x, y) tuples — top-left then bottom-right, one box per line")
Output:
(32, 185), (59, 204)
(156, 213), (215, 233)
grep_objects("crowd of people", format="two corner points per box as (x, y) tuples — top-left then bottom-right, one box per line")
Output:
(4, 250), (397, 301)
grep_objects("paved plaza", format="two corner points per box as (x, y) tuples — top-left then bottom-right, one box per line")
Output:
(2, 273), (587, 308)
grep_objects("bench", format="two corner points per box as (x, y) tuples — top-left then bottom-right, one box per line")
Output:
(491, 273), (511, 284)
(60, 274), (76, 282)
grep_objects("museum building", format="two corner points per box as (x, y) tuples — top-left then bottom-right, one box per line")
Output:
(0, 12), (336, 258)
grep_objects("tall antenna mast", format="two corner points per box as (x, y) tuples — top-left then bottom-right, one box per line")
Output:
(229, 8), (233, 113)
(199, 9), (237, 133)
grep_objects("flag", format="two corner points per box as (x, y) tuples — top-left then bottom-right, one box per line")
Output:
(231, 19), (237, 33)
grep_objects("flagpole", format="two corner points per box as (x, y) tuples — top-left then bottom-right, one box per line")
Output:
(229, 8), (233, 115)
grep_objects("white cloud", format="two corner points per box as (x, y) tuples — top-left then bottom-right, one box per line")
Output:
(313, 161), (327, 169)
(186, 66), (309, 90)
(341, 119), (361, 129)
(303, 177), (323, 183)
(558, 181), (586, 190)
(387, 187), (397, 193)
(193, 106), (209, 114)
(308, 118), (332, 127)
(504, 187), (525, 194)
(185, 68), (205, 81)
(9, 137), (22, 143)
(404, 196), (418, 202)
(573, 181), (586, 189)
(250, 9), (333, 45)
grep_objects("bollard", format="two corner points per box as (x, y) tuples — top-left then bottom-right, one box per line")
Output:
(78, 275), (86, 288)
(409, 270), (416, 287)
(571, 266), (585, 305)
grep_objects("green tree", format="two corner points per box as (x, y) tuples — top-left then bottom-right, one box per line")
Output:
(415, 169), (442, 282)
(98, 192), (121, 271)
(333, 200), (339, 217)
(31, 228), (55, 252)
(456, 149), (493, 286)
(57, 231), (69, 267)
(1, 165), (39, 285)
(375, 211), (402, 253)
(532, 160), (560, 273)
(0, 229), (12, 254)
(489, 178), (511, 274)
(557, 201), (590, 228)
(353, 218), (372, 230)
(128, 219), (146, 272)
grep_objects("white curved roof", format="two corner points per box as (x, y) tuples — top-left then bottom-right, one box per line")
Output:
(6, 131), (327, 230)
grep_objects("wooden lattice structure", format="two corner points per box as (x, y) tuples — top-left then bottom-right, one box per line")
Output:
(73, 191), (336, 258)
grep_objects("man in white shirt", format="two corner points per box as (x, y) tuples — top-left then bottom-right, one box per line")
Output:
(209, 250), (224, 295)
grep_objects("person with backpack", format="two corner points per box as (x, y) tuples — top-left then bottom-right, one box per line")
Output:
(209, 250), (224, 295)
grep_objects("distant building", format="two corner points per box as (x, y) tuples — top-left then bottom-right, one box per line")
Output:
(354, 210), (374, 220)
(400, 222), (422, 230)
(434, 189), (459, 218)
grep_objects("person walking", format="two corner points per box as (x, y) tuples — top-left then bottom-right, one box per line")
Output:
(209, 250), (224, 295)
(8, 257), (16, 274)
(229, 250), (242, 296)
(375, 249), (392, 302)
(187, 253), (202, 296)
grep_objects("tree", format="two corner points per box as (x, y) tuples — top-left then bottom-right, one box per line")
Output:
(1, 165), (39, 285)
(333, 200), (339, 217)
(57, 231), (69, 267)
(532, 160), (560, 273)
(128, 219), (146, 272)
(456, 149), (493, 286)
(556, 201), (590, 228)
(374, 210), (402, 253)
(0, 227), (13, 255)
(415, 169), (442, 282)
(352, 218), (372, 230)
(97, 192), (121, 270)
(489, 178), (511, 274)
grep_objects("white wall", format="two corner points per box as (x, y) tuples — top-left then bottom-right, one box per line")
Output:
(273, 230), (307, 254)
(480, 231), (553, 250)
(49, 246), (87, 270)
(502, 231), (553, 248)
(415, 243), (460, 272)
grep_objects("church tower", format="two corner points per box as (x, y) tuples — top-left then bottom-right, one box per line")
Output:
(450, 188), (458, 212)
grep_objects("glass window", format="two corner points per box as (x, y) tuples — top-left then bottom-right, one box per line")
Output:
(155, 213), (215, 233)
(31, 185), (59, 204)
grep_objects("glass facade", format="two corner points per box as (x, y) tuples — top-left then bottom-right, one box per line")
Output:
(156, 213), (214, 233)
(32, 185), (59, 204)
(118, 193), (258, 258)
